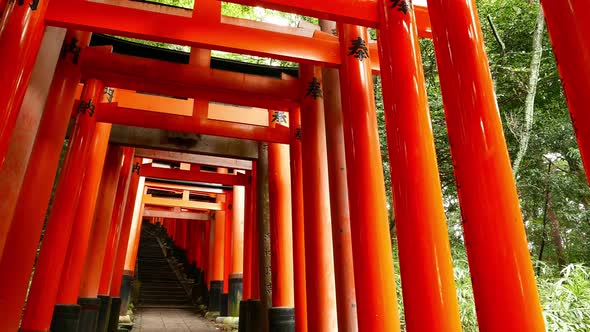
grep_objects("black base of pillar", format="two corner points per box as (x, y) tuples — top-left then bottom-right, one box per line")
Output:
(78, 297), (101, 332)
(192, 269), (207, 304)
(96, 295), (112, 332)
(107, 297), (121, 332)
(228, 274), (243, 317)
(220, 293), (229, 316)
(238, 300), (250, 332)
(194, 267), (202, 283)
(268, 307), (295, 332)
(50, 304), (81, 332)
(119, 274), (133, 316)
(208, 280), (223, 312)
(248, 299), (262, 332)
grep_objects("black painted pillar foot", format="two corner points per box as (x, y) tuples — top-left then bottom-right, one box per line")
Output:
(238, 300), (250, 332)
(119, 274), (133, 316)
(220, 293), (229, 316)
(78, 297), (101, 332)
(248, 299), (262, 332)
(50, 304), (81, 332)
(229, 273), (243, 317)
(107, 297), (121, 332)
(201, 270), (209, 304)
(208, 280), (223, 312)
(268, 307), (295, 332)
(96, 295), (112, 332)
(194, 267), (202, 284)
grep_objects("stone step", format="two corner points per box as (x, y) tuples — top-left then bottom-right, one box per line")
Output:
(141, 289), (188, 295)
(136, 222), (195, 308)
(139, 298), (192, 304)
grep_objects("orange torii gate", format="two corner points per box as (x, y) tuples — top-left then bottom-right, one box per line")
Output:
(0, 0), (587, 331)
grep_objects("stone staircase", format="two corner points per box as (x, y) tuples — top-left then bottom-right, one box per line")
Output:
(137, 225), (193, 308)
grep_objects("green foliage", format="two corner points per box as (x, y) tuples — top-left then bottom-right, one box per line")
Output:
(446, 249), (590, 331)
(538, 263), (590, 331)
(452, 248), (479, 332)
(476, 0), (589, 268)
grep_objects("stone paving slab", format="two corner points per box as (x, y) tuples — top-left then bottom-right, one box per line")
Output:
(132, 308), (218, 332)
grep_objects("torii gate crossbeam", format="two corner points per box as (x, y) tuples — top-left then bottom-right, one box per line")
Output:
(80, 48), (299, 109)
(44, 0), (431, 66)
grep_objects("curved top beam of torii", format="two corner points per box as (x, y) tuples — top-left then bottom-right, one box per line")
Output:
(80, 47), (300, 109)
(44, 0), (431, 66)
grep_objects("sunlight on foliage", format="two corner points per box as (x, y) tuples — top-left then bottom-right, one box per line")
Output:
(399, 247), (590, 331)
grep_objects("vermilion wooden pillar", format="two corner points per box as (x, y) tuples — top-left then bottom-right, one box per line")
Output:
(195, 221), (204, 268)
(33, 122), (111, 331)
(219, 168), (232, 306)
(338, 24), (401, 332)
(0, 0), (51, 165)
(247, 161), (262, 331)
(123, 176), (147, 276)
(98, 147), (135, 296)
(299, 66), (338, 331)
(231, 185), (245, 275)
(120, 175), (146, 317)
(164, 219), (171, 237)
(170, 219), (177, 242)
(187, 222), (195, 264)
(52, 124), (113, 331)
(268, 111), (295, 309)
(177, 219), (188, 249)
(542, 0), (590, 185)
(203, 220), (211, 287)
(172, 219), (179, 243)
(77, 146), (125, 332)
(196, 222), (203, 266)
(110, 158), (141, 301)
(0, 27), (66, 256)
(288, 106), (308, 332)
(427, 0), (545, 329)
(241, 183), (253, 301)
(99, 148), (133, 332)
(55, 123), (112, 305)
(319, 20), (358, 332)
(249, 164), (260, 300)
(376, 2), (462, 331)
(78, 146), (125, 299)
(238, 180), (253, 330)
(209, 192), (226, 312)
(229, 180), (245, 316)
(16, 79), (105, 332)
(184, 220), (190, 250)
(223, 194), (233, 295)
(0, 31), (91, 330)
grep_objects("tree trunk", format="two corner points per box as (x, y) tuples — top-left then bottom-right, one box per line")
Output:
(256, 142), (271, 332)
(512, 5), (545, 177)
(547, 194), (567, 268)
(536, 161), (553, 274)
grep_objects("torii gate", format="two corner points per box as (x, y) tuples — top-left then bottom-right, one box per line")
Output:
(0, 0), (587, 331)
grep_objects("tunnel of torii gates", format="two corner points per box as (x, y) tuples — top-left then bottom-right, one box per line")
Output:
(0, 0), (587, 330)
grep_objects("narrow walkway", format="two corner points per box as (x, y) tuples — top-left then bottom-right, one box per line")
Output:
(131, 308), (216, 332)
